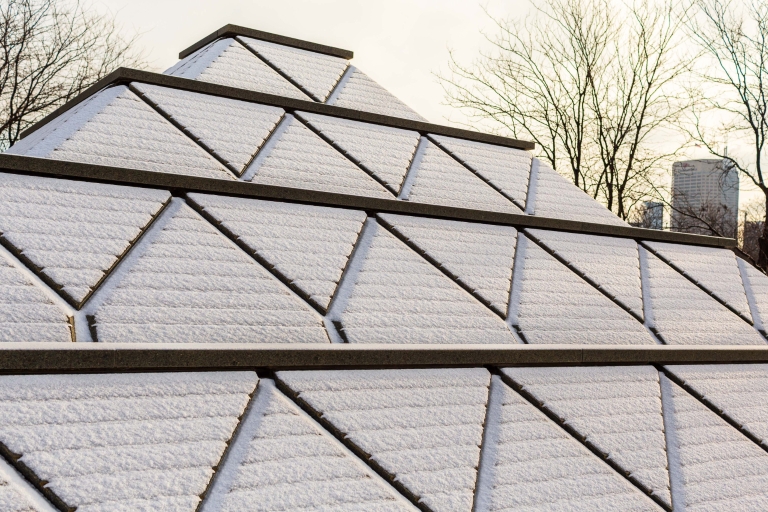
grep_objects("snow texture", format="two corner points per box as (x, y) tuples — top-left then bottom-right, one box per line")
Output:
(298, 111), (420, 194)
(644, 242), (752, 320)
(0, 173), (170, 306)
(0, 371), (257, 511)
(660, 373), (768, 511)
(132, 83), (284, 175)
(245, 115), (392, 199)
(640, 248), (764, 345)
(329, 67), (426, 121)
(278, 368), (490, 512)
(0, 460), (48, 512)
(528, 229), (644, 319)
(404, 139), (520, 214)
(378, 213), (517, 316)
(165, 38), (310, 100)
(739, 258), (768, 332)
(203, 378), (414, 512)
(188, 193), (366, 312)
(474, 375), (660, 511)
(93, 200), (329, 344)
(429, 135), (532, 208)
(510, 236), (655, 345)
(502, 366), (671, 507)
(526, 160), (627, 226)
(238, 37), (349, 102)
(6, 86), (233, 180)
(338, 221), (517, 344)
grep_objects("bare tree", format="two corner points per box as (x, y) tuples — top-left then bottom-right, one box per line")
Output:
(0, 0), (145, 149)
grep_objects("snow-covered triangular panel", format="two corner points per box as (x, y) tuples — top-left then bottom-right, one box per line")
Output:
(640, 247), (764, 345)
(378, 213), (516, 316)
(510, 236), (654, 344)
(277, 368), (490, 512)
(403, 139), (520, 214)
(203, 379), (413, 511)
(92, 200), (328, 344)
(740, 259), (768, 332)
(660, 373), (768, 510)
(644, 242), (752, 320)
(165, 38), (310, 100)
(297, 112), (420, 194)
(0, 459), (52, 512)
(6, 86), (233, 180)
(328, 67), (426, 121)
(188, 193), (366, 312)
(502, 366), (671, 507)
(430, 135), (532, 209)
(0, 174), (170, 306)
(132, 83), (284, 176)
(244, 114), (392, 199)
(474, 376), (660, 511)
(335, 221), (517, 344)
(526, 160), (627, 226)
(238, 37), (348, 102)
(528, 229), (644, 319)
(0, 371), (257, 511)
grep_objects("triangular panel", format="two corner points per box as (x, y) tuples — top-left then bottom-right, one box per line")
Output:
(329, 67), (426, 121)
(740, 258), (768, 332)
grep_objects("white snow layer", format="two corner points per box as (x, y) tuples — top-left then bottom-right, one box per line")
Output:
(644, 242), (752, 320)
(0, 458), (51, 512)
(93, 201), (328, 344)
(640, 248), (764, 345)
(165, 38), (310, 100)
(526, 161), (627, 226)
(338, 221), (517, 344)
(0, 371), (257, 511)
(132, 83), (284, 175)
(245, 115), (392, 199)
(238, 37), (349, 102)
(510, 236), (654, 344)
(474, 376), (660, 511)
(404, 139), (520, 214)
(502, 366), (671, 507)
(277, 368), (491, 512)
(187, 193), (366, 312)
(297, 111), (420, 194)
(0, 173), (170, 306)
(378, 213), (517, 316)
(527, 229), (644, 319)
(203, 378), (414, 512)
(6, 86), (233, 180)
(739, 258), (768, 331)
(429, 135), (532, 208)
(660, 373), (768, 510)
(329, 67), (427, 121)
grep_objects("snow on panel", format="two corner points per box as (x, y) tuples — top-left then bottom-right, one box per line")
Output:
(528, 229), (644, 319)
(502, 366), (671, 507)
(644, 242), (752, 320)
(278, 368), (490, 512)
(378, 213), (517, 316)
(203, 379), (414, 512)
(298, 111), (420, 194)
(338, 221), (517, 344)
(0, 459), (52, 512)
(404, 139), (520, 214)
(6, 86), (233, 180)
(430, 135), (532, 208)
(740, 259), (768, 332)
(238, 37), (349, 102)
(329, 67), (426, 121)
(0, 371), (257, 512)
(93, 201), (328, 344)
(245, 115), (392, 199)
(165, 38), (310, 100)
(660, 373), (768, 510)
(474, 376), (660, 511)
(132, 83), (284, 176)
(0, 173), (170, 306)
(640, 248), (764, 345)
(188, 193), (366, 312)
(511, 236), (655, 345)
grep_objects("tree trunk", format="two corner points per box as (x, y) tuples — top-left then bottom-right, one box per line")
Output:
(757, 194), (768, 272)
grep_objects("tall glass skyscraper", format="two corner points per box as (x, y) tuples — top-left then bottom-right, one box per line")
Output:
(671, 159), (739, 236)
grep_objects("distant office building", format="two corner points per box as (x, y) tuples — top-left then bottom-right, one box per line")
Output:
(630, 201), (664, 230)
(671, 159), (739, 237)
